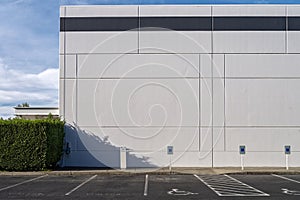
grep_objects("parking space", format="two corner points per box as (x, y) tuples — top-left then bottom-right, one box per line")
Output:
(148, 174), (215, 199)
(0, 173), (299, 199)
(194, 174), (269, 197)
(231, 174), (300, 199)
(0, 175), (40, 190)
(69, 174), (145, 198)
(0, 175), (91, 199)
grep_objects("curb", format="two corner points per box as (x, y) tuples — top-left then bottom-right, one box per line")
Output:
(1, 168), (300, 176)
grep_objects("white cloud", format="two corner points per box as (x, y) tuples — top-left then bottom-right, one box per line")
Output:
(0, 59), (58, 91)
(0, 90), (55, 104)
(0, 59), (58, 118)
(0, 106), (15, 119)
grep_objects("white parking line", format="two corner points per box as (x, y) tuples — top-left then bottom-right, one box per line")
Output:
(144, 174), (149, 196)
(272, 174), (300, 184)
(65, 175), (97, 196)
(194, 174), (269, 197)
(0, 174), (48, 192)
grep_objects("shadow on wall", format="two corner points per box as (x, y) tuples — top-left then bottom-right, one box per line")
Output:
(60, 123), (156, 169)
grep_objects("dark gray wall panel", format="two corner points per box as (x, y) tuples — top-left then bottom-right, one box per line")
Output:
(140, 17), (212, 31)
(214, 17), (286, 31)
(61, 17), (138, 31)
(288, 17), (300, 30)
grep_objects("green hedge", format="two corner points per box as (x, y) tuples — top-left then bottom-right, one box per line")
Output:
(0, 118), (65, 171)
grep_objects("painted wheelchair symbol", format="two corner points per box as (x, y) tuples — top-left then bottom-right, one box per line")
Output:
(282, 188), (300, 195)
(168, 188), (198, 196)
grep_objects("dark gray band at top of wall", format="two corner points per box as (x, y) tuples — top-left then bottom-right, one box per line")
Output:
(60, 16), (300, 32)
(214, 17), (286, 31)
(288, 17), (300, 30)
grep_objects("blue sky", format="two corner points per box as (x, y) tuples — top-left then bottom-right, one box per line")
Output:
(0, 0), (300, 118)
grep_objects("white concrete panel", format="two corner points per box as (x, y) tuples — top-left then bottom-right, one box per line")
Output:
(213, 152), (240, 167)
(79, 127), (199, 152)
(59, 32), (64, 54)
(65, 5), (138, 17)
(200, 78), (224, 127)
(172, 151), (212, 167)
(65, 55), (76, 78)
(77, 79), (199, 126)
(140, 5), (211, 16)
(200, 128), (212, 152)
(62, 150), (120, 168)
(73, 127), (121, 152)
(140, 31), (211, 53)
(225, 128), (300, 152)
(213, 31), (285, 53)
(200, 54), (224, 78)
(226, 54), (300, 77)
(214, 151), (288, 167)
(126, 151), (167, 168)
(290, 153), (300, 167)
(59, 80), (64, 117)
(200, 79), (212, 127)
(287, 5), (300, 16)
(63, 150), (212, 168)
(226, 79), (300, 126)
(60, 55), (76, 79)
(78, 54), (199, 78)
(64, 124), (78, 152)
(287, 32), (300, 53)
(200, 54), (211, 78)
(62, 123), (122, 168)
(60, 6), (65, 17)
(213, 128), (225, 152)
(213, 78), (225, 127)
(66, 32), (138, 54)
(127, 151), (212, 167)
(59, 55), (64, 79)
(200, 54), (224, 126)
(213, 5), (286, 16)
(243, 152), (287, 167)
(64, 79), (76, 123)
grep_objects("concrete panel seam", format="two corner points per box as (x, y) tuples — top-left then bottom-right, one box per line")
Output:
(76, 54), (78, 124)
(199, 53), (201, 151)
(62, 52), (300, 55)
(63, 6), (66, 119)
(224, 53), (226, 152)
(211, 5), (214, 168)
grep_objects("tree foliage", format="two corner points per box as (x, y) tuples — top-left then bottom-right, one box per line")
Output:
(0, 118), (65, 171)
(17, 102), (30, 107)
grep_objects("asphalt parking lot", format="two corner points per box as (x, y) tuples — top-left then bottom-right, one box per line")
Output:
(0, 173), (299, 199)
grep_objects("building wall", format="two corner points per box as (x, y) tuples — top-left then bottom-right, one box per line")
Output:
(60, 5), (300, 168)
